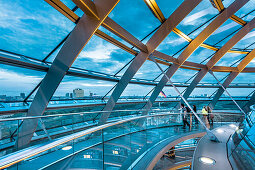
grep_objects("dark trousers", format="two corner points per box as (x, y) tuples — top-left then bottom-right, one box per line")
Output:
(183, 118), (190, 128)
(194, 115), (199, 124)
(207, 115), (213, 125)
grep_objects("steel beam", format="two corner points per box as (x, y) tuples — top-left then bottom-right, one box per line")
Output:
(1, 51), (255, 88)
(44, 0), (79, 22)
(143, 0), (166, 23)
(181, 17), (255, 103)
(96, 29), (138, 55)
(46, 0), (249, 55)
(72, 0), (99, 20)
(143, 0), (248, 113)
(1, 49), (254, 74)
(212, 0), (247, 26)
(15, 0), (120, 149)
(210, 48), (255, 109)
(97, 0), (203, 125)
(102, 17), (148, 53)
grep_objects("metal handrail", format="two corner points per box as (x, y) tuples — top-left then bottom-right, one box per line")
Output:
(0, 108), (243, 122)
(0, 109), (168, 122)
(0, 112), (243, 169)
(0, 112), (177, 168)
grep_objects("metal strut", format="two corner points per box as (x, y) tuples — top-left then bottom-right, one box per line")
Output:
(208, 70), (246, 115)
(149, 55), (219, 142)
(38, 119), (52, 141)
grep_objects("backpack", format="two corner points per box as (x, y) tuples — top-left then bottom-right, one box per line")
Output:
(185, 106), (191, 113)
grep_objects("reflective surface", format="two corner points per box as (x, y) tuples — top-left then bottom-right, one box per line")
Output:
(229, 105), (255, 169)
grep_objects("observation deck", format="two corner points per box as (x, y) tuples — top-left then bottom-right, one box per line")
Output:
(0, 108), (247, 169)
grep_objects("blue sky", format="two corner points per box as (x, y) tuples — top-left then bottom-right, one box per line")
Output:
(0, 0), (254, 97)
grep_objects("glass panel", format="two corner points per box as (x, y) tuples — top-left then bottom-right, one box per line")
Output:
(176, 0), (218, 38)
(109, 0), (161, 40)
(0, 0), (75, 60)
(205, 19), (241, 47)
(170, 68), (198, 83)
(186, 47), (215, 63)
(72, 35), (134, 75)
(232, 29), (255, 50)
(119, 84), (154, 99)
(156, 31), (189, 57)
(134, 60), (168, 80)
(53, 75), (116, 98)
(232, 73), (255, 83)
(234, 1), (255, 22)
(215, 53), (246, 66)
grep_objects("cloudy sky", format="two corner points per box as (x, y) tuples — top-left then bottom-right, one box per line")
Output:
(0, 0), (255, 98)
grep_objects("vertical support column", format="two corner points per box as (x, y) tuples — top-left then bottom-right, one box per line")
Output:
(181, 16), (255, 104)
(98, 0), (203, 125)
(142, 0), (248, 114)
(15, 0), (120, 149)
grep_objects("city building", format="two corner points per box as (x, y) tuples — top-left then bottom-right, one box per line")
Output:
(73, 88), (85, 98)
(65, 93), (70, 98)
(89, 91), (93, 97)
(20, 93), (25, 99)
(0, 0), (254, 169)
(0, 95), (6, 101)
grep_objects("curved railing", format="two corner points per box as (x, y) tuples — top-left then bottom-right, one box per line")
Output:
(0, 109), (243, 169)
(0, 109), (174, 149)
(228, 105), (255, 169)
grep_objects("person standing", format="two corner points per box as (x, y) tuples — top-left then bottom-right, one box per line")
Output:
(207, 106), (214, 127)
(180, 103), (190, 129)
(186, 105), (192, 130)
(202, 106), (210, 128)
(193, 105), (199, 124)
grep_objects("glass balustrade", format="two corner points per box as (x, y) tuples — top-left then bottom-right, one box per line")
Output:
(228, 105), (255, 169)
(0, 110), (243, 170)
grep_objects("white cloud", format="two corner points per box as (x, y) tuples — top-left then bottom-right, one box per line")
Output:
(81, 83), (112, 87)
(213, 22), (239, 35)
(242, 30), (255, 40)
(104, 60), (125, 74)
(0, 69), (42, 94)
(54, 80), (115, 95)
(0, 1), (72, 31)
(0, 0), (74, 48)
(79, 39), (119, 62)
(182, 9), (211, 26)
(157, 37), (186, 51)
(61, 81), (113, 87)
(0, 69), (41, 83)
(166, 37), (186, 45)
